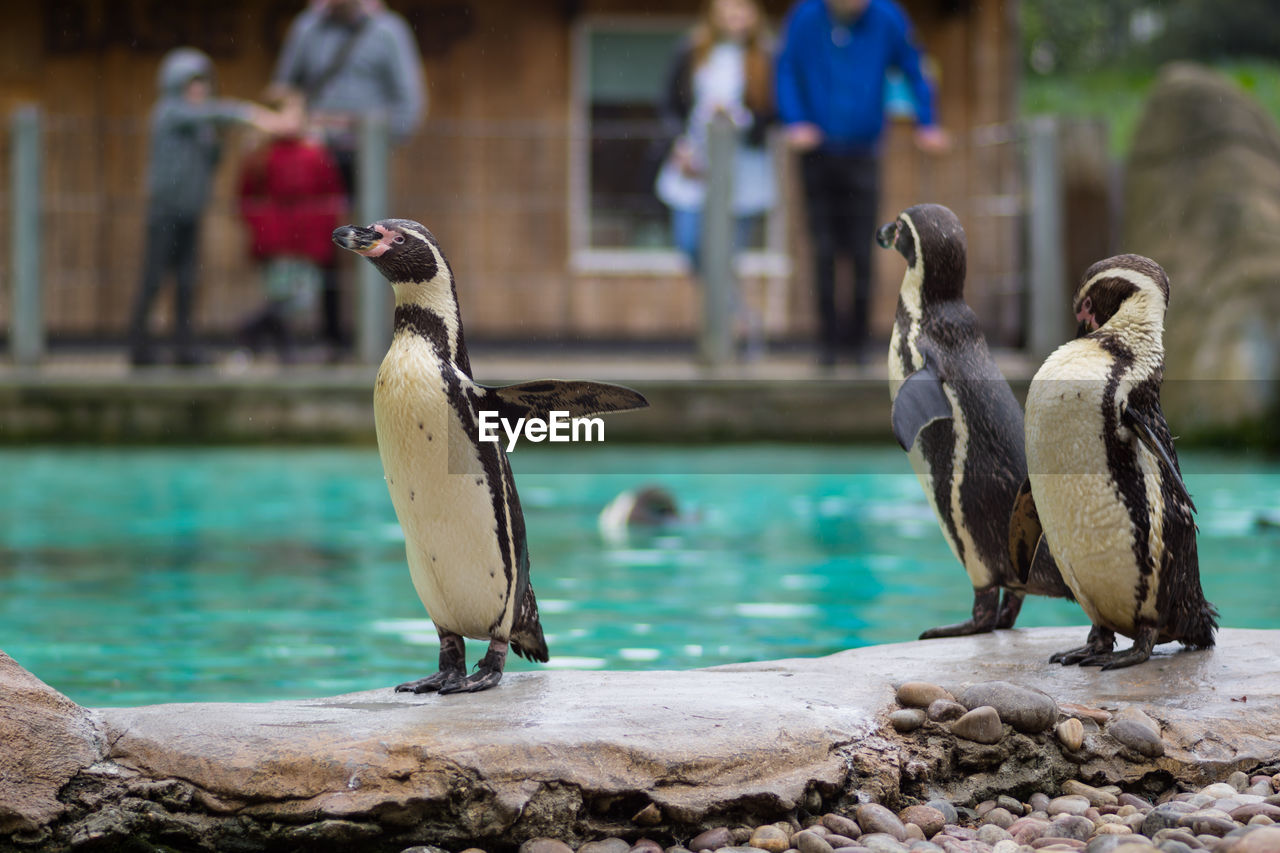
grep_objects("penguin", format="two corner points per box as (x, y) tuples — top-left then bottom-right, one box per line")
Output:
(1024, 253), (1218, 668)
(332, 218), (648, 693)
(598, 484), (681, 546)
(877, 203), (1070, 639)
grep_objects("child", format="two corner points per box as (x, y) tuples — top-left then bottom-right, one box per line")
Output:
(236, 87), (345, 363)
(127, 48), (277, 367)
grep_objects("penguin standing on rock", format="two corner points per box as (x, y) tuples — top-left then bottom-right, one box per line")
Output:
(333, 218), (648, 693)
(877, 203), (1070, 639)
(1024, 254), (1217, 668)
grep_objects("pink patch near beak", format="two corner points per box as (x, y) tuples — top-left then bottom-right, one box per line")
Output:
(1075, 304), (1098, 332)
(357, 224), (395, 258)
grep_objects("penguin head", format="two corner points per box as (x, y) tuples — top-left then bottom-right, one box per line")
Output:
(332, 219), (447, 286)
(1073, 254), (1170, 336)
(876, 203), (967, 303)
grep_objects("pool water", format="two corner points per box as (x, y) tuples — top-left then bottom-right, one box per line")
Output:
(1, 446), (1276, 707)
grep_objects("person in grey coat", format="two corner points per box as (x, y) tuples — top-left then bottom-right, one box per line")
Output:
(272, 0), (427, 355)
(128, 48), (276, 367)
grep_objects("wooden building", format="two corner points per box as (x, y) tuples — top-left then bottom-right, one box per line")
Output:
(0, 0), (1022, 349)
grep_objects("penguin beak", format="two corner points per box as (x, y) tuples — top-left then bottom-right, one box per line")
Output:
(1075, 319), (1093, 338)
(332, 225), (382, 254)
(875, 221), (899, 249)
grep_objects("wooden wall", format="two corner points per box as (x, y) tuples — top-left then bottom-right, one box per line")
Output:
(0, 0), (1022, 347)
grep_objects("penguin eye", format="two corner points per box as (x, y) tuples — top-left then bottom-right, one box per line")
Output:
(393, 235), (405, 245)
(1083, 297), (1092, 312)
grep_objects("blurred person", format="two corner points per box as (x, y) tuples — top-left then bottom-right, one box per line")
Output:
(235, 87), (346, 365)
(272, 0), (426, 359)
(656, 0), (776, 360)
(776, 0), (949, 367)
(128, 48), (278, 368)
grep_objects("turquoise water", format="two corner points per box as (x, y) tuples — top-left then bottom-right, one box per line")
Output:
(1, 446), (1276, 707)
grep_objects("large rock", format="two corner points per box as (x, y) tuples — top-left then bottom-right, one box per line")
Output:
(1124, 62), (1280, 435)
(0, 651), (105, 834)
(2, 628), (1279, 851)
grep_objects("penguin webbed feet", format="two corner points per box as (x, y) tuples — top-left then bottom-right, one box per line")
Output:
(395, 630), (468, 694)
(437, 638), (510, 695)
(1050, 625), (1116, 666)
(396, 668), (468, 694)
(919, 587), (1001, 639)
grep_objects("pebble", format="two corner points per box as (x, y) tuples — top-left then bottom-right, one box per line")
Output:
(520, 840), (575, 853)
(1227, 772), (1251, 792)
(1201, 784), (1240, 800)
(901, 824), (924, 843)
(992, 843), (1022, 853)
(996, 796), (1025, 816)
(1118, 794), (1155, 812)
(897, 682), (955, 708)
(857, 834), (907, 853)
(1143, 804), (1199, 837)
(1031, 795), (1052, 813)
(689, 829), (733, 852)
(823, 815), (862, 839)
(983, 809), (1016, 829)
(977, 825), (1013, 844)
(891, 709), (928, 733)
(857, 804), (908, 842)
(580, 840), (631, 853)
(1108, 719), (1165, 758)
(1063, 780), (1119, 807)
(630, 841), (664, 853)
(749, 826), (791, 853)
(951, 706), (1004, 744)
(957, 681), (1060, 734)
(927, 699), (969, 723)
(1227, 826), (1280, 852)
(899, 806), (945, 838)
(1048, 797), (1093, 817)
(794, 831), (835, 853)
(1052, 816), (1098, 841)
(1056, 718), (1086, 751)
(927, 802), (959, 825)
(634, 804), (663, 825)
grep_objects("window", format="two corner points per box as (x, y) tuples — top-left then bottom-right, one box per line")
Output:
(570, 16), (789, 276)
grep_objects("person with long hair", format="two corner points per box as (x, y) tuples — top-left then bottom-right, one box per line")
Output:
(656, 0), (777, 359)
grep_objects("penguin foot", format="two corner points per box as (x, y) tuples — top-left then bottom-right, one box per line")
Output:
(1050, 625), (1116, 665)
(1085, 628), (1157, 670)
(919, 587), (999, 639)
(919, 619), (995, 639)
(437, 638), (509, 694)
(396, 630), (468, 693)
(437, 667), (504, 694)
(995, 590), (1025, 630)
(395, 670), (466, 694)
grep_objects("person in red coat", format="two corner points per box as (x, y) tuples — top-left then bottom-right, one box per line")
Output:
(237, 87), (346, 362)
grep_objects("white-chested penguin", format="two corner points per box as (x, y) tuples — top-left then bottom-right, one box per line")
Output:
(333, 219), (648, 693)
(1024, 253), (1217, 668)
(877, 203), (1070, 639)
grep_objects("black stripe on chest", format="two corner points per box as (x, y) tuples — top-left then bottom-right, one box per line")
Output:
(894, 296), (918, 374)
(1097, 335), (1156, 627)
(440, 373), (521, 622)
(395, 303), (473, 376)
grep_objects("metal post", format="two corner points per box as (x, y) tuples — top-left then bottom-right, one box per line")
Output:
(699, 113), (736, 367)
(356, 114), (392, 365)
(1025, 115), (1068, 361)
(9, 106), (44, 366)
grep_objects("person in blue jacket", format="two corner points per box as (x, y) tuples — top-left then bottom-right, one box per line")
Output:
(776, 0), (948, 366)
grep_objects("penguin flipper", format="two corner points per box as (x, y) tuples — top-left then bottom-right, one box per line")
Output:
(1122, 401), (1195, 513)
(890, 363), (952, 451)
(1007, 478), (1070, 596)
(481, 380), (649, 422)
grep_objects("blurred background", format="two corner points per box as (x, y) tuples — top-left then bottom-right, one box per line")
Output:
(0, 0), (1277, 705)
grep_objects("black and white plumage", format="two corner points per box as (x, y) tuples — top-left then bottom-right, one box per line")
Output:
(878, 204), (1071, 639)
(1024, 253), (1217, 669)
(333, 219), (648, 693)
